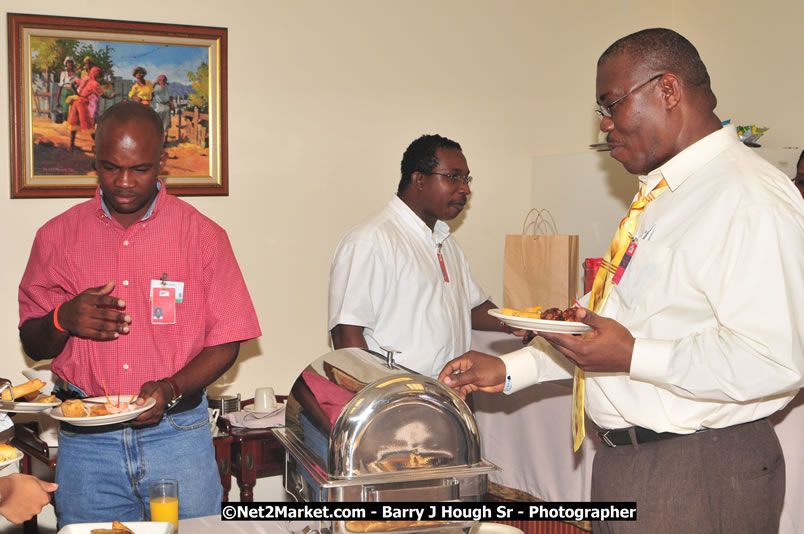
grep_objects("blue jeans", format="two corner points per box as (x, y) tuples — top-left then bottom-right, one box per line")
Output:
(54, 393), (221, 528)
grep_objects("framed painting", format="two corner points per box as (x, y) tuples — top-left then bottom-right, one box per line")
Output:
(8, 13), (228, 198)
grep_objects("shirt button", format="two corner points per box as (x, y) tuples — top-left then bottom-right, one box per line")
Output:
(123, 280), (129, 286)
(123, 364), (129, 370)
(123, 240), (129, 246)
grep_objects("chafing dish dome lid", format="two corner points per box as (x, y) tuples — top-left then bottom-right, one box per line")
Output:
(284, 348), (485, 480)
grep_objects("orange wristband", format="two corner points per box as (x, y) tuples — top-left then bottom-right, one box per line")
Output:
(53, 303), (67, 332)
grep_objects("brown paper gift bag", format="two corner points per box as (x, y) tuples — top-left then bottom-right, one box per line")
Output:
(503, 209), (579, 310)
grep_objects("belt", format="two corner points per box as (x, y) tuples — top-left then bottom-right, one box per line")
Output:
(598, 426), (703, 448)
(61, 391), (203, 434)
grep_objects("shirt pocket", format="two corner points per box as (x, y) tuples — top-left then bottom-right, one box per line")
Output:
(613, 239), (673, 309)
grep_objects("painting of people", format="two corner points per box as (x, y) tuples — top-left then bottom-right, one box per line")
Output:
(9, 14), (227, 197)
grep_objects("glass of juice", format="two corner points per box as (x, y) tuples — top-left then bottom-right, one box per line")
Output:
(149, 478), (179, 532)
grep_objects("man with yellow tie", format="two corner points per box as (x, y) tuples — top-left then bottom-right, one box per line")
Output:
(439, 28), (803, 533)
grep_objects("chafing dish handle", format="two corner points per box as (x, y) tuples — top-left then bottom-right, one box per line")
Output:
(363, 479), (460, 502)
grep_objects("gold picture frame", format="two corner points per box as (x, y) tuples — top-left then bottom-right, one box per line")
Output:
(8, 13), (228, 198)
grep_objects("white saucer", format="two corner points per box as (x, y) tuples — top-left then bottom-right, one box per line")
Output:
(242, 403), (283, 416)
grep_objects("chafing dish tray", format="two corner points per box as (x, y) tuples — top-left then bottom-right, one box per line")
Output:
(273, 348), (498, 533)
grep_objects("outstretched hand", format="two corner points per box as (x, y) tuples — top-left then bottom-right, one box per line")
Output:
(56, 281), (132, 340)
(538, 308), (635, 373)
(437, 351), (506, 400)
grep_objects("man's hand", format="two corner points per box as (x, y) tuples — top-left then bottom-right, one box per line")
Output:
(132, 380), (172, 426)
(501, 323), (536, 343)
(58, 281), (131, 340)
(437, 351), (506, 400)
(538, 308), (635, 373)
(0, 473), (58, 524)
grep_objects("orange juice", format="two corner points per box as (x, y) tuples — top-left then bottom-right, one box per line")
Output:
(150, 496), (179, 531)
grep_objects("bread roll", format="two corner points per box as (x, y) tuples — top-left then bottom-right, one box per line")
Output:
(0, 444), (18, 461)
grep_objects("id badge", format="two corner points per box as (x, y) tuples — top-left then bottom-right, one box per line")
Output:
(151, 286), (176, 325)
(612, 240), (638, 285)
(150, 279), (184, 302)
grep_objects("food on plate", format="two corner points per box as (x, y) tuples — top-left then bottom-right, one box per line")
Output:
(345, 520), (446, 532)
(1, 378), (46, 401)
(33, 394), (57, 403)
(62, 398), (135, 418)
(561, 307), (581, 322)
(61, 399), (88, 417)
(500, 306), (582, 322)
(499, 306), (542, 319)
(539, 307), (563, 321)
(0, 443), (18, 461)
(90, 520), (135, 534)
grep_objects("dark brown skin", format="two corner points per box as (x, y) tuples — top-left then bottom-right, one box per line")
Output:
(439, 50), (725, 398)
(439, 308), (635, 399)
(19, 102), (240, 425)
(331, 300), (528, 351)
(331, 147), (529, 350)
(132, 341), (239, 426)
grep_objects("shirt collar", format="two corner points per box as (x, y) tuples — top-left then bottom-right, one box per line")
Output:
(99, 179), (163, 221)
(389, 195), (451, 245)
(640, 126), (737, 191)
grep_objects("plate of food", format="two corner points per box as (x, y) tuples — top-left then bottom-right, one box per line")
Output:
(489, 307), (591, 334)
(57, 520), (174, 534)
(0, 378), (62, 412)
(0, 444), (23, 471)
(48, 396), (156, 426)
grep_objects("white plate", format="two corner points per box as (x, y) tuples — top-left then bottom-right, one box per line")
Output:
(57, 521), (174, 534)
(471, 524), (524, 534)
(48, 397), (156, 426)
(0, 449), (23, 471)
(488, 308), (591, 334)
(242, 403), (284, 416)
(0, 396), (62, 413)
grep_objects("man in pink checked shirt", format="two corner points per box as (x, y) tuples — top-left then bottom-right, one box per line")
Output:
(17, 101), (261, 528)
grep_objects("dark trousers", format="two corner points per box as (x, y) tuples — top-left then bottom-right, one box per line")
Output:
(591, 418), (785, 534)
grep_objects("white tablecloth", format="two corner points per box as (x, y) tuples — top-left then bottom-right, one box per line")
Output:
(471, 330), (803, 534)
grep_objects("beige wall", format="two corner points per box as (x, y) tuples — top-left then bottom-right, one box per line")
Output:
(1, 1), (800, 398)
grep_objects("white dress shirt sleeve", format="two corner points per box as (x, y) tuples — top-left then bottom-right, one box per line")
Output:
(501, 337), (575, 394)
(328, 234), (386, 332)
(630, 205), (804, 402)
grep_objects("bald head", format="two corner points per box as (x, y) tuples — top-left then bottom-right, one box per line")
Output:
(96, 101), (165, 149)
(599, 28), (715, 110)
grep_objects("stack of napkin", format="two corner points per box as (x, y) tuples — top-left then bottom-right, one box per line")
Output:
(223, 404), (286, 429)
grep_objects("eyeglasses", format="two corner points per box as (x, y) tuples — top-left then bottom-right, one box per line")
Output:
(425, 171), (473, 185)
(596, 73), (665, 119)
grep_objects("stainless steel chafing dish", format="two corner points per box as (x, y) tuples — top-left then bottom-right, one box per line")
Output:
(273, 348), (498, 533)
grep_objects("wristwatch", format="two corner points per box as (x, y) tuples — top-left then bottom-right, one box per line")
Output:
(160, 376), (183, 411)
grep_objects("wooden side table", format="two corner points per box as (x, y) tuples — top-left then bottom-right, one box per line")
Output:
(216, 395), (287, 502)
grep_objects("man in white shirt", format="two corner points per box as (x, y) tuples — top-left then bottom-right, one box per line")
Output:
(328, 134), (515, 377)
(440, 29), (803, 533)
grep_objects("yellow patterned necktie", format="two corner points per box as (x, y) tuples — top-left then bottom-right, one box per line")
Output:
(571, 177), (669, 451)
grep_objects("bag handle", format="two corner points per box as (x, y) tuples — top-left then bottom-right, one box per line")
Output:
(522, 208), (558, 235)
(519, 209), (559, 270)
